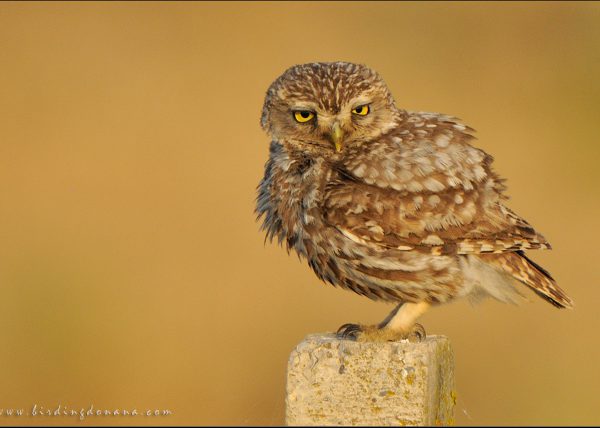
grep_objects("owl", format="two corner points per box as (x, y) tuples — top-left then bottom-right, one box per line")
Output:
(256, 62), (573, 342)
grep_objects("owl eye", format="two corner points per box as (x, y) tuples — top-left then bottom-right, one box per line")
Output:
(352, 105), (370, 116)
(294, 111), (315, 123)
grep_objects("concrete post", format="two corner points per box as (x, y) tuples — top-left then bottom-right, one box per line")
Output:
(285, 333), (455, 426)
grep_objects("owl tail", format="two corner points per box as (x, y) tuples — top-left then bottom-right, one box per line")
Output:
(505, 251), (574, 309)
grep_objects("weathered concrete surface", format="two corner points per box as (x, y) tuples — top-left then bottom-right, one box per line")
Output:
(286, 333), (455, 426)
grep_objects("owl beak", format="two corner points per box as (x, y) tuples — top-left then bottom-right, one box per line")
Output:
(330, 122), (344, 152)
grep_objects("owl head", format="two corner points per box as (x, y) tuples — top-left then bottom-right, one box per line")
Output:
(261, 62), (401, 156)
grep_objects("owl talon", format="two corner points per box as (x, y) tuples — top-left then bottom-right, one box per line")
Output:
(336, 321), (426, 342)
(336, 323), (363, 340)
(407, 323), (426, 343)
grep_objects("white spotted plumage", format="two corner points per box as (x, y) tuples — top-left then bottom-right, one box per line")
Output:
(256, 62), (573, 341)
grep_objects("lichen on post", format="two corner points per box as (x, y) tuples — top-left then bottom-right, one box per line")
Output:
(285, 333), (455, 426)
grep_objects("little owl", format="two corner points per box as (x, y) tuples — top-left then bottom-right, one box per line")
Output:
(256, 62), (573, 342)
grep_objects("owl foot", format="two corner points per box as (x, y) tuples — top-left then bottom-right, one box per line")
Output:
(336, 323), (365, 340)
(336, 322), (426, 343)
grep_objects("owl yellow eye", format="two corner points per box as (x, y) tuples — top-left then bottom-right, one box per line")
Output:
(352, 105), (370, 116)
(294, 111), (315, 123)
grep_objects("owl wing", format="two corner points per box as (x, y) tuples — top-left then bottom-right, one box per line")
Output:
(323, 114), (573, 308)
(324, 120), (550, 256)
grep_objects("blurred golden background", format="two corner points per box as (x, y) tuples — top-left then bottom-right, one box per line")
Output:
(0, 1), (598, 425)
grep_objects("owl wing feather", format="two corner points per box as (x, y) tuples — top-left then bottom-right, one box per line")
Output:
(322, 117), (572, 308)
(324, 117), (549, 255)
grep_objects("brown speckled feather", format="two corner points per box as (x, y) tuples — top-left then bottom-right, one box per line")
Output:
(256, 61), (573, 309)
(325, 112), (550, 256)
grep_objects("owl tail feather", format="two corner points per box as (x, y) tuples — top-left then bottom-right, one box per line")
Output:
(511, 251), (574, 309)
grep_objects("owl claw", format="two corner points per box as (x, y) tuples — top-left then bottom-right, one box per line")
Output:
(407, 323), (426, 343)
(335, 322), (426, 343)
(336, 323), (363, 340)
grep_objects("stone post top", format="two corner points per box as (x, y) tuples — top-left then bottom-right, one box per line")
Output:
(286, 332), (455, 426)
(290, 333), (452, 359)
(296, 332), (450, 346)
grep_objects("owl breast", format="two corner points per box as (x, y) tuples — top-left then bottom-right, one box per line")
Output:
(256, 141), (329, 260)
(256, 141), (467, 304)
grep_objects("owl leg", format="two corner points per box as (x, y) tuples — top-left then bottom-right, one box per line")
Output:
(337, 302), (430, 343)
(382, 301), (429, 340)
